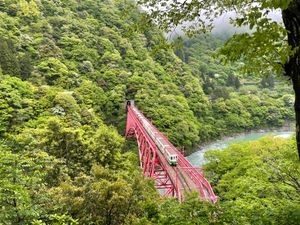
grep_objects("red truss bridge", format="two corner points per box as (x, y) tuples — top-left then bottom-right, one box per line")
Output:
(125, 101), (217, 203)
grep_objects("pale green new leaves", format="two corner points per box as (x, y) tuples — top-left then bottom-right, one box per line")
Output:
(138, 0), (294, 77)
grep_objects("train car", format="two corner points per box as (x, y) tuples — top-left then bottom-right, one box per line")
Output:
(135, 111), (178, 166)
(165, 147), (178, 166)
(155, 137), (178, 166)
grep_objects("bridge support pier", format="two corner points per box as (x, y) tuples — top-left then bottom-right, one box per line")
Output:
(126, 109), (177, 198)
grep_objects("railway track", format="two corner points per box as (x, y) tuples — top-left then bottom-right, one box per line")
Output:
(126, 102), (217, 202)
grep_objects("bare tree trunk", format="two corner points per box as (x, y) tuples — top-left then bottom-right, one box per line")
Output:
(282, 0), (300, 159)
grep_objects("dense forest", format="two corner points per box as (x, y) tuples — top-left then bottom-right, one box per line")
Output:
(173, 34), (295, 147)
(0, 0), (299, 224)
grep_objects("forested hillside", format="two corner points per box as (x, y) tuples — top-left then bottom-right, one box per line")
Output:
(174, 35), (295, 145)
(0, 0), (299, 224)
(0, 0), (294, 152)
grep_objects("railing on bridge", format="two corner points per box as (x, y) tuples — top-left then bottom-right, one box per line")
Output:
(125, 101), (217, 203)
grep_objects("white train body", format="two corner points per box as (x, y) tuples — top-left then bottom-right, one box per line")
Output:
(133, 108), (178, 166)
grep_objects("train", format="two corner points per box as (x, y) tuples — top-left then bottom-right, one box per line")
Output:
(132, 107), (178, 166)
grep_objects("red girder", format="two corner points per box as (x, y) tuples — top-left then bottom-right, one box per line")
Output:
(125, 102), (217, 203)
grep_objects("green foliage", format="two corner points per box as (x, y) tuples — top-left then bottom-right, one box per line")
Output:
(170, 34), (294, 148)
(205, 136), (300, 224)
(155, 193), (219, 225)
(0, 0), (297, 224)
(0, 38), (20, 76)
(32, 214), (78, 225)
(0, 76), (34, 135)
(139, 0), (294, 76)
(0, 143), (55, 224)
(261, 74), (275, 89)
(74, 80), (107, 113)
(226, 73), (241, 89)
(49, 165), (158, 225)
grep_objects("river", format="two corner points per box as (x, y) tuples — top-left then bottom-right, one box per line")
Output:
(186, 130), (294, 167)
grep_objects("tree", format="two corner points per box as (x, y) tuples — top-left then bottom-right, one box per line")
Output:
(226, 73), (236, 87)
(19, 52), (33, 80)
(211, 87), (230, 100)
(139, 0), (300, 158)
(0, 76), (34, 135)
(261, 75), (275, 89)
(226, 73), (241, 89)
(234, 76), (241, 89)
(205, 136), (300, 224)
(0, 144), (55, 224)
(156, 193), (219, 225)
(49, 165), (159, 225)
(0, 38), (20, 76)
(282, 2), (300, 159)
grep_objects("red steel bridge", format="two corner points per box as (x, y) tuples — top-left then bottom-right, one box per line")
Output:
(125, 101), (217, 203)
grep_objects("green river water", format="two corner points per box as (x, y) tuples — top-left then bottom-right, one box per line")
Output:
(186, 130), (294, 167)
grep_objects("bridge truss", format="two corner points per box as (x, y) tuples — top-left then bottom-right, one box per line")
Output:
(125, 101), (217, 203)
